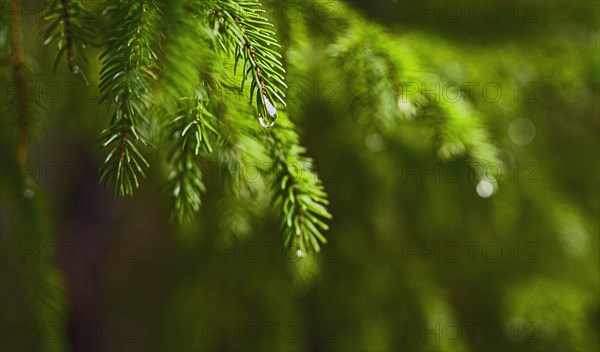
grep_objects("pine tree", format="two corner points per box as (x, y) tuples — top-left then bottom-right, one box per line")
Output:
(1, 1), (597, 351)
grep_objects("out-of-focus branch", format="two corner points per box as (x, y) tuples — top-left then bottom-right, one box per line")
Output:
(11, 0), (28, 173)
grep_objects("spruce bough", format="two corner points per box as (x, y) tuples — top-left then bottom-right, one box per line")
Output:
(15, 0), (502, 256)
(40, 0), (332, 256)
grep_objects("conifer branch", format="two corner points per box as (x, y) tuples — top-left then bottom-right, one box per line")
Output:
(209, 1), (331, 253)
(43, 0), (94, 73)
(1, 179), (71, 352)
(165, 94), (218, 222)
(196, 59), (272, 237)
(212, 85), (271, 239)
(21, 195), (69, 352)
(212, 0), (286, 126)
(60, 0), (75, 70)
(156, 1), (218, 221)
(10, 0), (28, 173)
(325, 0), (500, 170)
(98, 0), (161, 196)
(5, 6), (69, 341)
(156, 0), (209, 110)
(265, 118), (331, 255)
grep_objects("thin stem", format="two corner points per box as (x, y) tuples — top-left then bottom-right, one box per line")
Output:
(11, 0), (28, 174)
(222, 11), (269, 99)
(59, 0), (76, 72)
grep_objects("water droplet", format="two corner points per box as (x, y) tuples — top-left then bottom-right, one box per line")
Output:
(397, 95), (411, 112)
(296, 249), (303, 257)
(508, 118), (536, 145)
(259, 117), (275, 128)
(23, 189), (35, 199)
(264, 95), (277, 118)
(476, 179), (496, 198)
(72, 65), (80, 74)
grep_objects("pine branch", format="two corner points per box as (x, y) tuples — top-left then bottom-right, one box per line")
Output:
(10, 0), (29, 174)
(97, 0), (161, 197)
(156, 2), (219, 221)
(211, 81), (271, 240)
(42, 0), (93, 74)
(22, 196), (69, 352)
(208, 2), (331, 254)
(265, 116), (331, 256)
(165, 93), (217, 222)
(212, 0), (286, 127)
(324, 0), (500, 170)
(155, 0), (210, 112)
(330, 24), (413, 128)
(425, 98), (500, 171)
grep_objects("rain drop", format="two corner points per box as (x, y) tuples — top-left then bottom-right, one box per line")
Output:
(264, 95), (277, 118)
(23, 188), (35, 199)
(296, 249), (303, 257)
(72, 65), (80, 74)
(259, 117), (275, 128)
(397, 95), (412, 112)
(476, 179), (496, 198)
(397, 95), (416, 119)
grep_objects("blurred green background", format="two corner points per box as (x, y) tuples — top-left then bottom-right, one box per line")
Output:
(1, 0), (599, 351)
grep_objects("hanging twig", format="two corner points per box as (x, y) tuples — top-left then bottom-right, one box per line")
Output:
(11, 0), (28, 174)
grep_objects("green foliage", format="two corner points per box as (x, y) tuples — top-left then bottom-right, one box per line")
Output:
(326, 3), (499, 175)
(165, 93), (218, 222)
(97, 0), (161, 196)
(212, 0), (287, 127)
(76, 0), (327, 250)
(5, 0), (516, 255)
(0, 183), (69, 352)
(42, 0), (94, 74)
(265, 116), (332, 255)
(1, 1), (598, 350)
(20, 194), (69, 352)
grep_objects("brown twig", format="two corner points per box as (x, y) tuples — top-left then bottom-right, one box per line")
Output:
(59, 0), (77, 72)
(11, 0), (28, 173)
